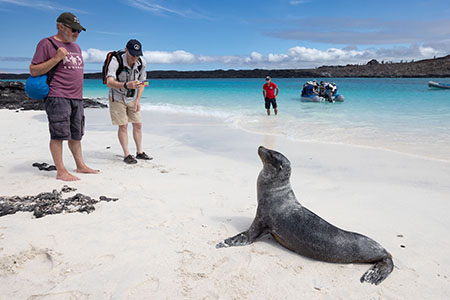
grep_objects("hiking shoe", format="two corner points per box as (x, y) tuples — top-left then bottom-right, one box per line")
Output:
(136, 152), (153, 160)
(124, 154), (137, 164)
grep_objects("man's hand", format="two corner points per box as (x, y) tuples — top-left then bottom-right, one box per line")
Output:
(135, 101), (141, 112)
(126, 80), (141, 89)
(30, 47), (68, 76)
(55, 47), (68, 61)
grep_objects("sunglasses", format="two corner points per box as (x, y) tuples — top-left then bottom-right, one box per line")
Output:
(63, 24), (81, 33)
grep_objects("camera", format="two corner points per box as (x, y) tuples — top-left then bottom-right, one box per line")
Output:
(126, 88), (136, 98)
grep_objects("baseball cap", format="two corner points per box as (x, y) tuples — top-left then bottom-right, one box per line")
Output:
(266, 76), (271, 80)
(126, 39), (143, 57)
(57, 12), (86, 31)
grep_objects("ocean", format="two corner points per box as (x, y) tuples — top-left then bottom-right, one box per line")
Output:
(85, 77), (450, 161)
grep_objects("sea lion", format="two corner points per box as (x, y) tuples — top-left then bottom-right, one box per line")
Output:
(216, 146), (394, 285)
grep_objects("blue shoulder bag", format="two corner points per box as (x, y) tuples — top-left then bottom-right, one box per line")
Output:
(25, 38), (60, 100)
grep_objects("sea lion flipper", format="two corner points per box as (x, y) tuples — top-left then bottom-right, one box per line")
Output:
(360, 255), (394, 285)
(216, 220), (264, 249)
(216, 231), (252, 248)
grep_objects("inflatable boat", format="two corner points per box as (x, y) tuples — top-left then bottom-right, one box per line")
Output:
(428, 81), (450, 89)
(301, 94), (344, 102)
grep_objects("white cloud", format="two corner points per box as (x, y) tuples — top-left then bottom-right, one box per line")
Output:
(81, 44), (447, 69)
(289, 0), (308, 5)
(267, 53), (289, 63)
(128, 0), (183, 16)
(287, 46), (366, 62)
(250, 51), (263, 62)
(126, 0), (210, 20)
(145, 50), (197, 64)
(419, 46), (439, 57)
(82, 48), (109, 63)
(0, 0), (87, 13)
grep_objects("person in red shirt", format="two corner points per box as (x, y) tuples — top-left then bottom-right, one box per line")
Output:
(262, 76), (279, 116)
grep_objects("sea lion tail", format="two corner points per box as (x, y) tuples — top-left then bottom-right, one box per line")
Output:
(360, 253), (394, 285)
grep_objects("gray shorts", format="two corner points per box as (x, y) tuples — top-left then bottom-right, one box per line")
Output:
(45, 97), (85, 140)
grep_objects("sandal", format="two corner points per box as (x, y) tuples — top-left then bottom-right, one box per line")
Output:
(32, 162), (57, 171)
(136, 152), (153, 160)
(124, 154), (137, 164)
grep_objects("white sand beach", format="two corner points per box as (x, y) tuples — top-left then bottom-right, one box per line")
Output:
(0, 108), (449, 300)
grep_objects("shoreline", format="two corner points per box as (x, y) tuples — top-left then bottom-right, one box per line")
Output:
(1, 109), (449, 299)
(108, 106), (450, 164)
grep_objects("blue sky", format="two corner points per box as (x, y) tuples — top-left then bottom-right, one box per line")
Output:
(1, 0), (450, 73)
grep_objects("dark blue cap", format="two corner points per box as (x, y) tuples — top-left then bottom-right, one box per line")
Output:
(126, 39), (143, 56)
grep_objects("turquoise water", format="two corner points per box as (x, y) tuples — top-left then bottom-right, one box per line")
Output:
(85, 78), (450, 161)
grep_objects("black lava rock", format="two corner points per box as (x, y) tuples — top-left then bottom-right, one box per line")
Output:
(0, 81), (107, 110)
(0, 185), (118, 218)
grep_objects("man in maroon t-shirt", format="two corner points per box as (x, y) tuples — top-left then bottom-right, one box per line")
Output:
(262, 76), (279, 116)
(30, 12), (98, 181)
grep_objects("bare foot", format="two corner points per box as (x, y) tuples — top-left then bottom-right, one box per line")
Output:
(76, 167), (100, 174)
(56, 171), (80, 181)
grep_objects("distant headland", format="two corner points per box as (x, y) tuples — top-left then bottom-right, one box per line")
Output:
(1, 55), (449, 79)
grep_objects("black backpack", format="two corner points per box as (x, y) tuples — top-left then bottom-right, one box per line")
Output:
(102, 50), (142, 84)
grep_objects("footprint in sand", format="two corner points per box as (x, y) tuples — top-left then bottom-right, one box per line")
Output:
(176, 249), (210, 297)
(124, 277), (160, 299)
(152, 164), (173, 173)
(64, 254), (115, 275)
(0, 247), (67, 297)
(28, 291), (90, 300)
(112, 154), (172, 173)
(0, 247), (55, 276)
(211, 257), (230, 271)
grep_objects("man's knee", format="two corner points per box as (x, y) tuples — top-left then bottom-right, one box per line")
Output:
(50, 139), (63, 146)
(118, 124), (128, 132)
(132, 122), (142, 130)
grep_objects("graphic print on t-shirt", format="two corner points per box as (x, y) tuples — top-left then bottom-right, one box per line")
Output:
(63, 52), (83, 70)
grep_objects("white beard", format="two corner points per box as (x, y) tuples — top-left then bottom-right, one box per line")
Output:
(62, 30), (75, 43)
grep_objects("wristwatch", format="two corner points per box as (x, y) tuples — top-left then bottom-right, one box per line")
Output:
(123, 81), (128, 89)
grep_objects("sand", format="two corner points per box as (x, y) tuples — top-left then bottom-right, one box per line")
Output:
(0, 108), (449, 300)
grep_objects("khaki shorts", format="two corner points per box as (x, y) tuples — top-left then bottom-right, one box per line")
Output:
(109, 97), (141, 125)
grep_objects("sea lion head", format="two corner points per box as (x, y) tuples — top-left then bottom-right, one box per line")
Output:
(257, 146), (291, 183)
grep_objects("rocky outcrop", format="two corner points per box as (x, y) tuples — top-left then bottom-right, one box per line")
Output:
(315, 55), (450, 78)
(1, 55), (450, 79)
(366, 59), (380, 66)
(0, 81), (107, 110)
